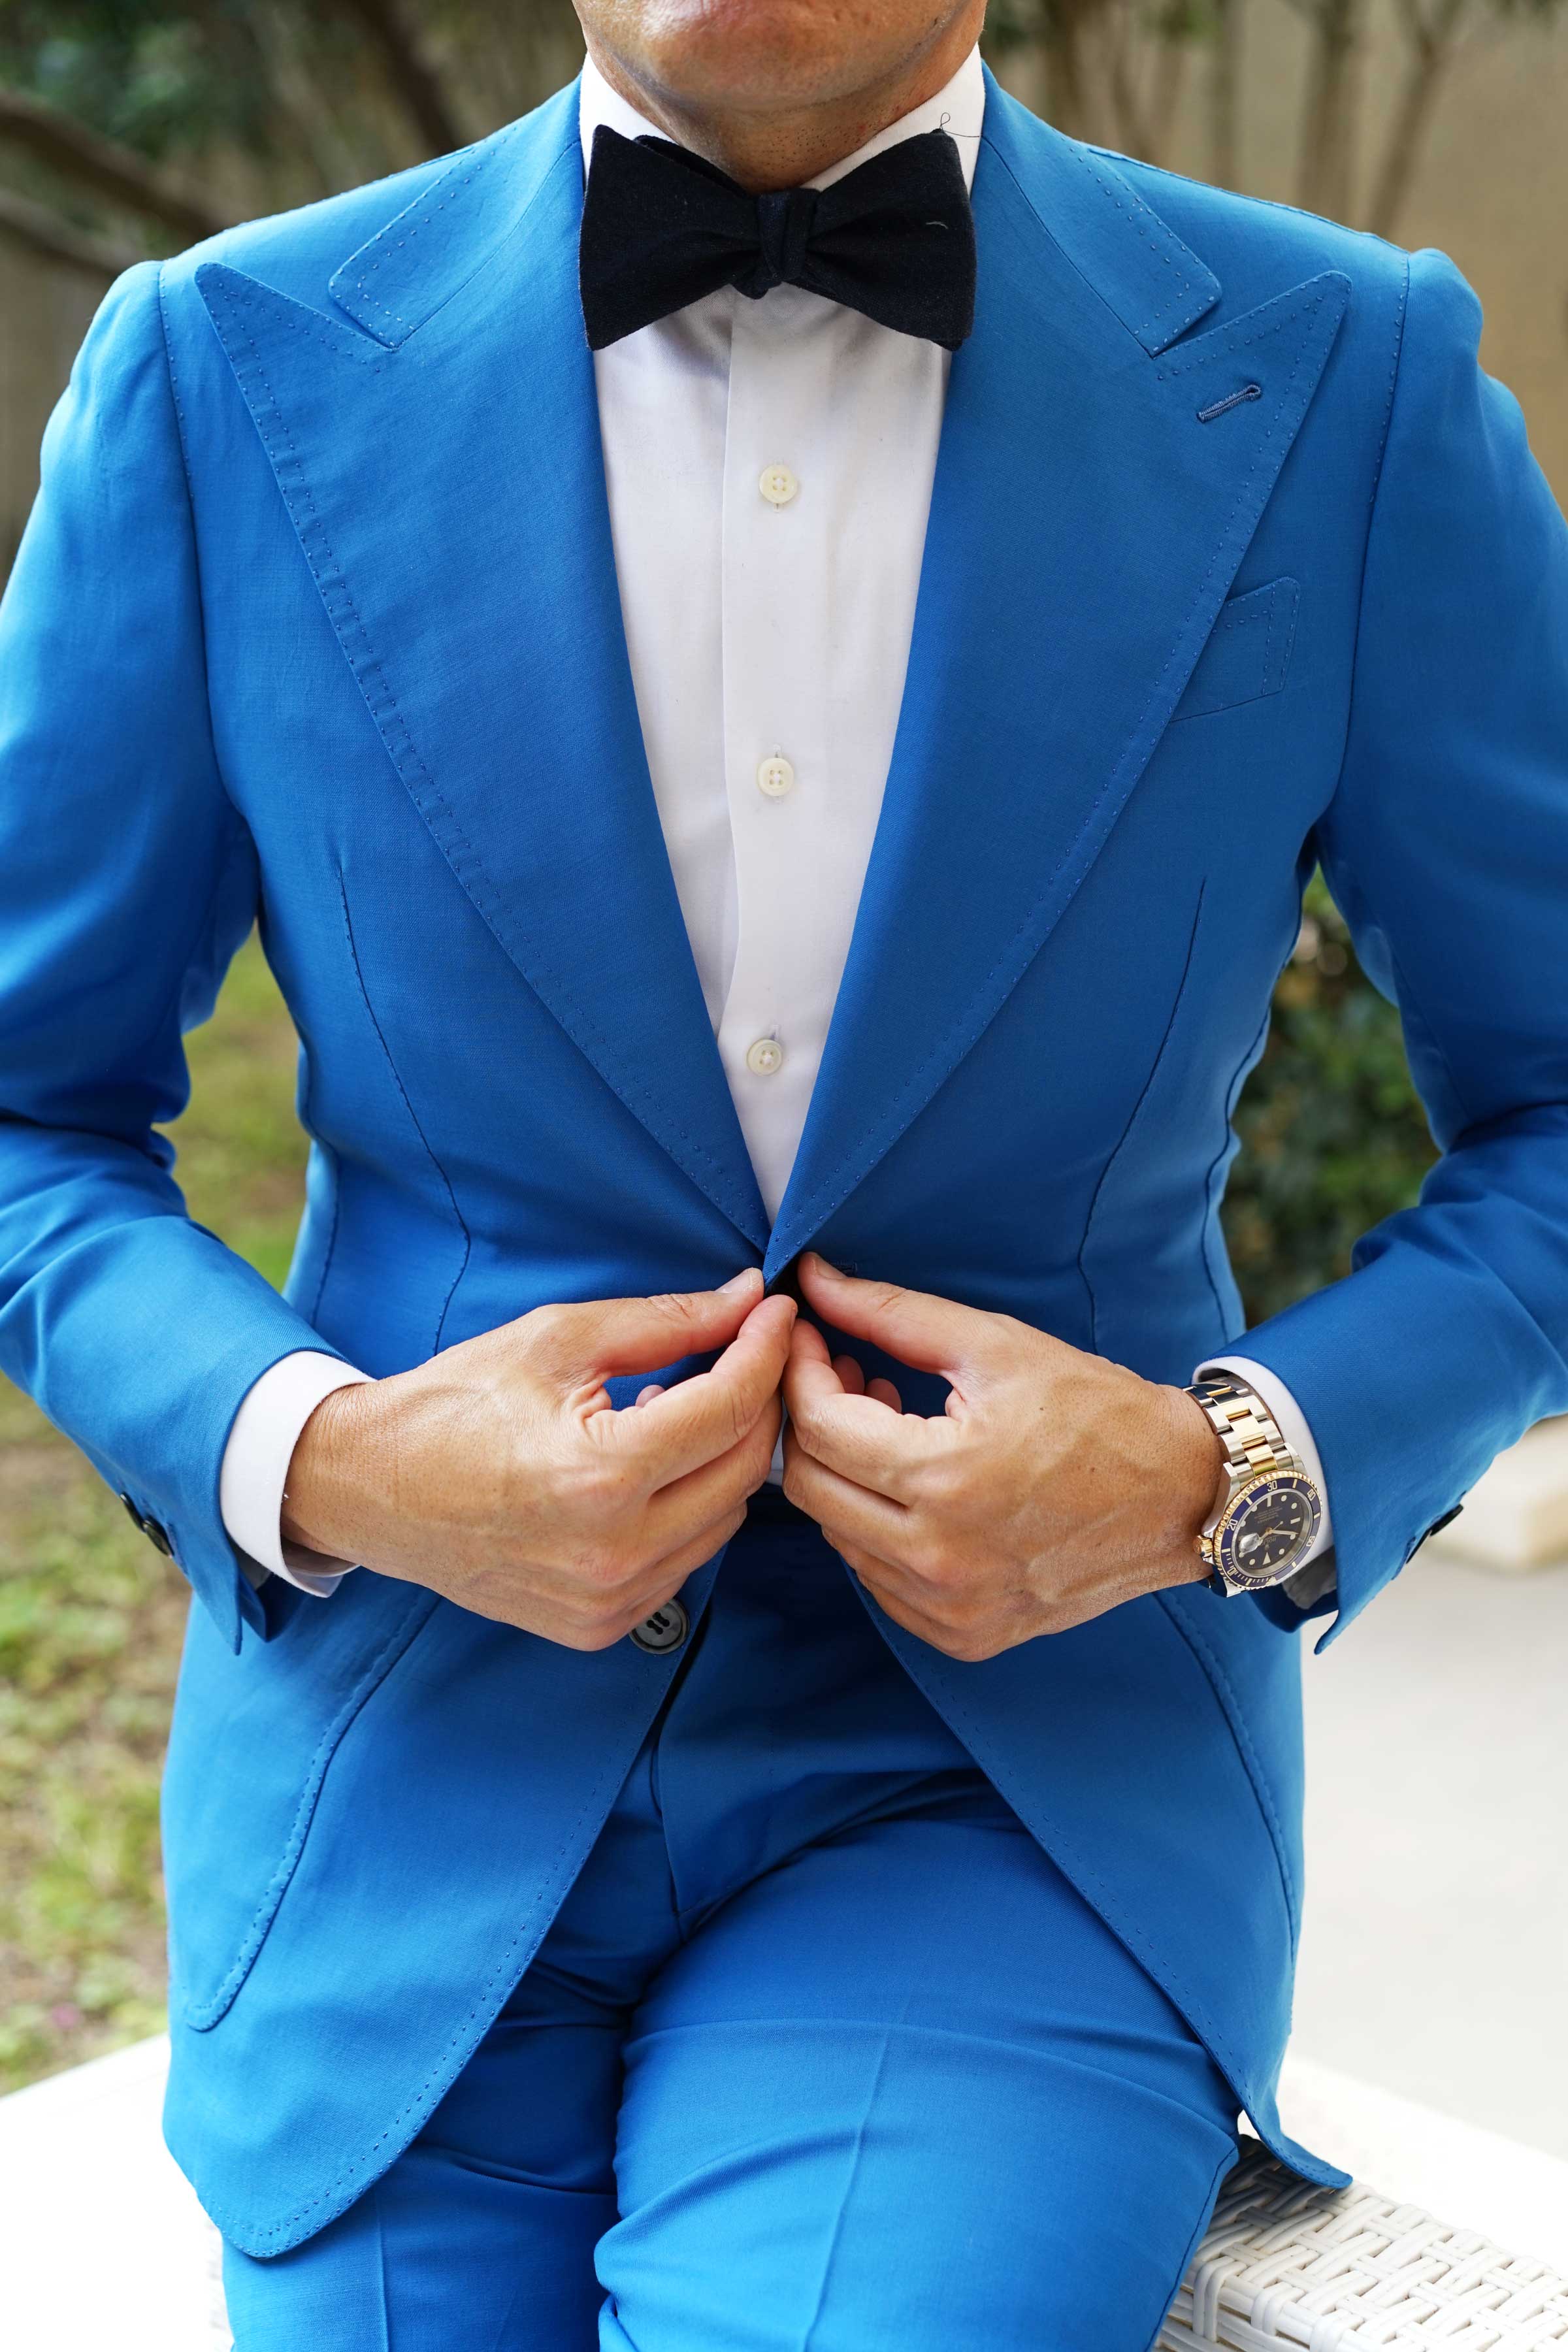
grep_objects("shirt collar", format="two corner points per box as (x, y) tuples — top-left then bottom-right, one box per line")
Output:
(578, 44), (985, 198)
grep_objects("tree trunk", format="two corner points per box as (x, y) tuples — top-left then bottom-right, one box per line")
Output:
(0, 186), (142, 280)
(1042, 0), (1096, 137)
(336, 0), (468, 159)
(249, 5), (368, 198)
(1364, 0), (1469, 238)
(1145, 25), (1191, 169)
(1296, 0), (1365, 220)
(1103, 0), (1154, 156)
(0, 90), (230, 244)
(1209, 0), (1242, 189)
(1, 233), (105, 583)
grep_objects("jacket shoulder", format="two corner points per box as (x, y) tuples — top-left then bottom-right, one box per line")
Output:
(1098, 148), (1413, 331)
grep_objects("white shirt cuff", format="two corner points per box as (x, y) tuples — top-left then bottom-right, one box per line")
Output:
(1194, 1354), (1336, 1608)
(220, 1351), (372, 1597)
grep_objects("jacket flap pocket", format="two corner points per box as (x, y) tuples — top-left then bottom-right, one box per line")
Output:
(1173, 577), (1299, 722)
(165, 1581), (439, 2031)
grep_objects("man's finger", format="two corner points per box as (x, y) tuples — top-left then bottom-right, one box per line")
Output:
(644, 1399), (781, 1548)
(538, 1269), (766, 1382)
(782, 1435), (912, 1560)
(783, 1320), (938, 1498)
(611, 1294), (795, 1482)
(606, 1511), (757, 1633)
(549, 1509), (754, 1648)
(847, 1572), (983, 1659)
(796, 1255), (1002, 1382)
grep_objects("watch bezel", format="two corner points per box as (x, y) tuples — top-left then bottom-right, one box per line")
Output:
(1212, 1471), (1323, 1590)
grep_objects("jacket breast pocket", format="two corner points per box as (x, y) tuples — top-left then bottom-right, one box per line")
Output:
(1172, 578), (1299, 723)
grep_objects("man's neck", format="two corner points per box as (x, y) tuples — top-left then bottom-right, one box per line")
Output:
(581, 15), (984, 193)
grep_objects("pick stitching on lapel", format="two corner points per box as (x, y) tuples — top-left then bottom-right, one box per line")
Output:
(195, 74), (1346, 1281)
(196, 90), (771, 1258)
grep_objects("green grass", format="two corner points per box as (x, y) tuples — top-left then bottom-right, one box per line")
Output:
(0, 932), (306, 2092)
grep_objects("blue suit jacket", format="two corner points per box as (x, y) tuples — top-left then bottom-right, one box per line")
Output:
(3, 72), (1567, 2255)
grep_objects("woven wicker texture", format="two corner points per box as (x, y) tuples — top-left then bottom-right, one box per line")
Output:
(1160, 2141), (1568, 2351)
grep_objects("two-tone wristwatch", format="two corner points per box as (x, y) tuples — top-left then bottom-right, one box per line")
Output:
(1184, 1373), (1323, 1597)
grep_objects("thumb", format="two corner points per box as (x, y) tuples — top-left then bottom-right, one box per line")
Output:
(532, 1269), (765, 1383)
(796, 1256), (1001, 1383)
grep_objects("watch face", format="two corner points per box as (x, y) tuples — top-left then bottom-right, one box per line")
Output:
(1215, 1474), (1322, 1588)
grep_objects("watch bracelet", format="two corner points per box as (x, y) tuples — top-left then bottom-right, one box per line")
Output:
(1184, 1374), (1317, 1590)
(1186, 1375), (1301, 1488)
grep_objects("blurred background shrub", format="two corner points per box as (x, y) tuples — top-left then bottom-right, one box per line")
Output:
(0, 0), (1544, 2087)
(1226, 878), (1435, 1324)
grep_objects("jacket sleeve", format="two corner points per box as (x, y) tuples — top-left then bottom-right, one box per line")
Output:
(1237, 246), (1568, 1645)
(0, 261), (347, 1650)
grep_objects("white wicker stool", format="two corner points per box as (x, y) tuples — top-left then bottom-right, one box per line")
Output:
(1160, 2140), (1568, 2351)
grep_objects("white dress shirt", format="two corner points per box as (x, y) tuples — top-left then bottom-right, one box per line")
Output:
(220, 49), (1333, 1596)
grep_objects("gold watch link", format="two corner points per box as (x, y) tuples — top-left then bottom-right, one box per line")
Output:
(1185, 1373), (1323, 1594)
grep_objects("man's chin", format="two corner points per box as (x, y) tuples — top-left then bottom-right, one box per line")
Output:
(583, 0), (964, 120)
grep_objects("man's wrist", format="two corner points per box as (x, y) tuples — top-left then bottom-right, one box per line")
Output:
(220, 1350), (371, 1589)
(1186, 1370), (1331, 1594)
(1158, 1381), (1229, 1583)
(1196, 1355), (1334, 1567)
(280, 1378), (384, 1563)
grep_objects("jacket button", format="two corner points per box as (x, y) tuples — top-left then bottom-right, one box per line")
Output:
(630, 1599), (689, 1655)
(120, 1494), (173, 1556)
(1414, 1503), (1465, 1556)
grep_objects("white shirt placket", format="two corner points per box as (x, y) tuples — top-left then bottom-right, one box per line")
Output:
(717, 285), (841, 1220)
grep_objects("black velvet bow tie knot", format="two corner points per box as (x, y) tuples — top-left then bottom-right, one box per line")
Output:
(580, 123), (977, 351)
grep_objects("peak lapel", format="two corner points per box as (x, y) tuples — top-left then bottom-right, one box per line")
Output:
(766, 94), (1348, 1279)
(197, 91), (770, 1256)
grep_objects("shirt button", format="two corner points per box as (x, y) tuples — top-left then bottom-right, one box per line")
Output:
(630, 1599), (689, 1654)
(745, 1036), (785, 1077)
(756, 755), (795, 799)
(759, 463), (798, 507)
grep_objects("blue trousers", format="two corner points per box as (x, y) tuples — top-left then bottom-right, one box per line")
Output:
(221, 1496), (1239, 2349)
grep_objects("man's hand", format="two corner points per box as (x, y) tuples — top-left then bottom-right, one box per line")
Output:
(782, 1256), (1223, 1661)
(281, 1270), (794, 1648)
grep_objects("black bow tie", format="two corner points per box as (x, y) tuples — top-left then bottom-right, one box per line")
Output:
(579, 123), (976, 352)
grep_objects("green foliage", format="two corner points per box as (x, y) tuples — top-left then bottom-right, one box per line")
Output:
(172, 925), (309, 1289)
(1221, 874), (1437, 1325)
(0, 1), (278, 161)
(0, 930), (303, 2091)
(0, 1439), (180, 2089)
(0, 0), (588, 261)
